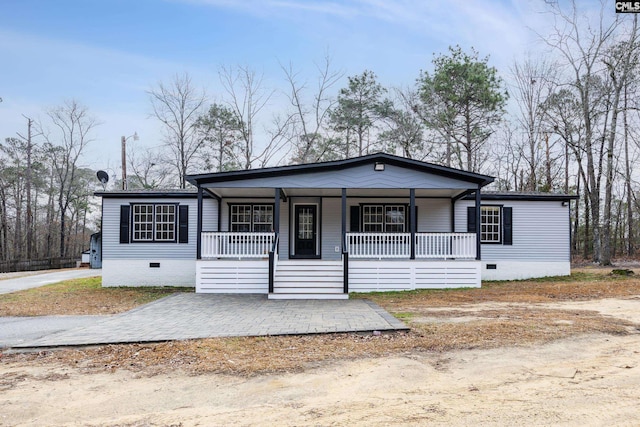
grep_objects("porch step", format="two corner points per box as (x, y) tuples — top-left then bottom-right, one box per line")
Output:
(273, 285), (344, 293)
(277, 260), (342, 267)
(268, 293), (349, 300)
(272, 260), (346, 299)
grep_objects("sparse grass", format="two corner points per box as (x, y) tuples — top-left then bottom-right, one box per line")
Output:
(392, 312), (415, 320)
(3, 270), (640, 377)
(8, 307), (631, 377)
(0, 277), (191, 316)
(355, 272), (640, 312)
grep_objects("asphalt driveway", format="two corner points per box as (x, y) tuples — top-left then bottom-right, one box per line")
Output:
(6, 293), (407, 349)
(0, 268), (102, 294)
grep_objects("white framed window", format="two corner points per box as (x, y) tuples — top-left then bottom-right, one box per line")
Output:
(154, 204), (176, 241)
(481, 206), (501, 243)
(230, 204), (273, 232)
(363, 205), (384, 232)
(132, 204), (176, 242)
(252, 205), (273, 232)
(362, 204), (406, 233)
(230, 205), (252, 232)
(385, 205), (406, 233)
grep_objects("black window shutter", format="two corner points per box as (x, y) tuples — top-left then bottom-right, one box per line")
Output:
(503, 207), (513, 245)
(119, 205), (130, 244)
(178, 205), (189, 243)
(467, 206), (476, 233)
(350, 206), (360, 232)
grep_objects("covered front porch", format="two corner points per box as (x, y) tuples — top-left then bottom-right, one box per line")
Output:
(187, 153), (492, 299)
(196, 230), (480, 298)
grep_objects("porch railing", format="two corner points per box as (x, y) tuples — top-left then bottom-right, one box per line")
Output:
(415, 233), (476, 259)
(345, 232), (476, 259)
(346, 233), (412, 258)
(201, 232), (276, 259)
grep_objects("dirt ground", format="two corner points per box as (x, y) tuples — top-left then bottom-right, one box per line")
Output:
(2, 295), (640, 426)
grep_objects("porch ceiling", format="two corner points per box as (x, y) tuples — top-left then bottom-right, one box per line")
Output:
(205, 187), (469, 199)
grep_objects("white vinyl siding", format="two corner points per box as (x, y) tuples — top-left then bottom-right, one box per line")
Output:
(455, 199), (571, 262)
(321, 198), (341, 260)
(102, 196), (215, 260)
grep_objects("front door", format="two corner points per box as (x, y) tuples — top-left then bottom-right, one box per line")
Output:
(294, 205), (318, 258)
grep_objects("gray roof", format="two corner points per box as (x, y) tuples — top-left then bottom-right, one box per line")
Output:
(185, 152), (495, 187)
(465, 191), (579, 201)
(95, 188), (199, 198)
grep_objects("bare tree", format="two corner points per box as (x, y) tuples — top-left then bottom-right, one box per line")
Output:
(600, 15), (639, 264)
(219, 65), (292, 169)
(282, 56), (344, 164)
(40, 100), (97, 258)
(542, 0), (628, 263)
(127, 141), (174, 189)
(490, 123), (525, 190)
(149, 73), (207, 188)
(510, 56), (558, 190)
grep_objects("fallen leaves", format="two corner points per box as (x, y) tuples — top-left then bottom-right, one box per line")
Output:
(2, 270), (639, 378)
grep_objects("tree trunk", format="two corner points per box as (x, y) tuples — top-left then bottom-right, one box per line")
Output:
(25, 117), (33, 260)
(573, 173), (581, 256)
(59, 198), (66, 258)
(45, 170), (55, 258)
(624, 82), (633, 256)
(0, 186), (8, 261)
(584, 185), (591, 260)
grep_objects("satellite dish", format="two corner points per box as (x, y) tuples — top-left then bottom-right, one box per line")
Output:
(97, 170), (109, 184)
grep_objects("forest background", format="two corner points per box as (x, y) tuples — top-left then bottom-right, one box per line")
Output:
(0, 1), (637, 268)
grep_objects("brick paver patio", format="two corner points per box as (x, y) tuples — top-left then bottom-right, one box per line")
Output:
(13, 294), (408, 348)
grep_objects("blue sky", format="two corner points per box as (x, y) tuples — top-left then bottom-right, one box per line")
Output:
(1, 0), (563, 173)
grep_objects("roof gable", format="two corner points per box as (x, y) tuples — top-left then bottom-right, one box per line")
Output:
(185, 153), (494, 189)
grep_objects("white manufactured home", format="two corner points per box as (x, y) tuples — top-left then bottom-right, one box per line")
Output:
(97, 153), (576, 299)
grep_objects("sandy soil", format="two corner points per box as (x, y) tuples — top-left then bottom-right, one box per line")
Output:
(2, 333), (639, 426)
(2, 297), (640, 426)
